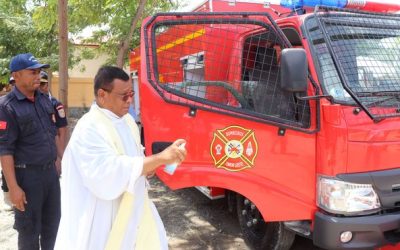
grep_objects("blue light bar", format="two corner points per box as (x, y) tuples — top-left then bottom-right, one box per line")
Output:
(280, 0), (348, 9)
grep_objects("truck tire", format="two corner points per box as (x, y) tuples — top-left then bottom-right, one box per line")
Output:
(236, 194), (295, 250)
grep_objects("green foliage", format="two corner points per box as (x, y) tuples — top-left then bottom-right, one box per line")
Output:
(0, 0), (179, 86)
(81, 0), (179, 66)
(0, 0), (60, 86)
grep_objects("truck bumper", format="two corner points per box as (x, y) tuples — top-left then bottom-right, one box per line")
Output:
(313, 211), (400, 249)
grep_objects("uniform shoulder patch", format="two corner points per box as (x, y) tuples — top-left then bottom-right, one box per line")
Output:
(0, 121), (7, 130)
(56, 105), (66, 118)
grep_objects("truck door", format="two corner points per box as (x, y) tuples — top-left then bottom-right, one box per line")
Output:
(139, 12), (318, 222)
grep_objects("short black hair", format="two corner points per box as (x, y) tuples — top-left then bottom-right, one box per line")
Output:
(94, 66), (130, 97)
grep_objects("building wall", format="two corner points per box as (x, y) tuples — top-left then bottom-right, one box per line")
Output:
(69, 53), (110, 78)
(49, 46), (130, 108)
(49, 45), (107, 108)
(50, 77), (94, 108)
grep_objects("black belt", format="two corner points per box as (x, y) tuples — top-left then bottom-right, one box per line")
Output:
(15, 162), (54, 170)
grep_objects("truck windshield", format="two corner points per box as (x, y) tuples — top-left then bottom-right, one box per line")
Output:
(305, 9), (400, 120)
(314, 37), (400, 101)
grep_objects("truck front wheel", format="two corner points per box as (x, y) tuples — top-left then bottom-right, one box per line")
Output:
(236, 194), (295, 250)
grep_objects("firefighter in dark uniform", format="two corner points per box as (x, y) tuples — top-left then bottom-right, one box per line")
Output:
(0, 53), (60, 250)
(38, 71), (68, 175)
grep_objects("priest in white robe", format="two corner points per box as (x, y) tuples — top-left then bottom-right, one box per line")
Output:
(55, 66), (186, 250)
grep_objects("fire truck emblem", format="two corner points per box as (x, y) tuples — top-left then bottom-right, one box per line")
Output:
(210, 125), (258, 172)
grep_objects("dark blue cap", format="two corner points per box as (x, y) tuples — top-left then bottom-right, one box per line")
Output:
(9, 53), (50, 72)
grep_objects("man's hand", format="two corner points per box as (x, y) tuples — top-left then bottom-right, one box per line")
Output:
(142, 139), (187, 176)
(159, 139), (187, 165)
(1, 155), (26, 211)
(9, 185), (27, 211)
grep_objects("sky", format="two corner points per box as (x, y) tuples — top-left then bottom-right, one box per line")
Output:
(177, 0), (203, 11)
(178, 0), (400, 11)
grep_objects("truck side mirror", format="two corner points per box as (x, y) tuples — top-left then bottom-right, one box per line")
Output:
(280, 48), (308, 92)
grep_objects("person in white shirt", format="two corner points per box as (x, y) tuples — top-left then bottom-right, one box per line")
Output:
(55, 66), (186, 250)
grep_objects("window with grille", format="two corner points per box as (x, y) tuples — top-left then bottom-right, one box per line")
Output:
(144, 13), (311, 128)
(306, 7), (400, 121)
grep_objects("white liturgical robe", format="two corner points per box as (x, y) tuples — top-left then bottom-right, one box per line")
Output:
(55, 103), (167, 250)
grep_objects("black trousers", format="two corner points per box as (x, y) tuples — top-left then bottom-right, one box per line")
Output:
(14, 166), (61, 250)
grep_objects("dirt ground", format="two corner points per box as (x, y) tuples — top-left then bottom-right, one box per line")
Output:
(0, 176), (321, 250)
(149, 177), (321, 250)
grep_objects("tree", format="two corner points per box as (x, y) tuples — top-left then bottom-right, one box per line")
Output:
(115, 0), (147, 68)
(0, 0), (179, 90)
(0, 1), (58, 85)
(79, 0), (178, 67)
(58, 0), (68, 108)
(0, 0), (80, 86)
(29, 0), (179, 67)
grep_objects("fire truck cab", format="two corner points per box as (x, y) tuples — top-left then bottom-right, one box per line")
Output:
(130, 0), (400, 249)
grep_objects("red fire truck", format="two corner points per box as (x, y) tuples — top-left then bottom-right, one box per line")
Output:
(130, 0), (400, 249)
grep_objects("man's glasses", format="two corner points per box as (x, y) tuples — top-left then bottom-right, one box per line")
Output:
(101, 88), (134, 102)
(115, 91), (134, 102)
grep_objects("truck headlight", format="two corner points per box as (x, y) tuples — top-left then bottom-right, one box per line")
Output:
(317, 176), (381, 215)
